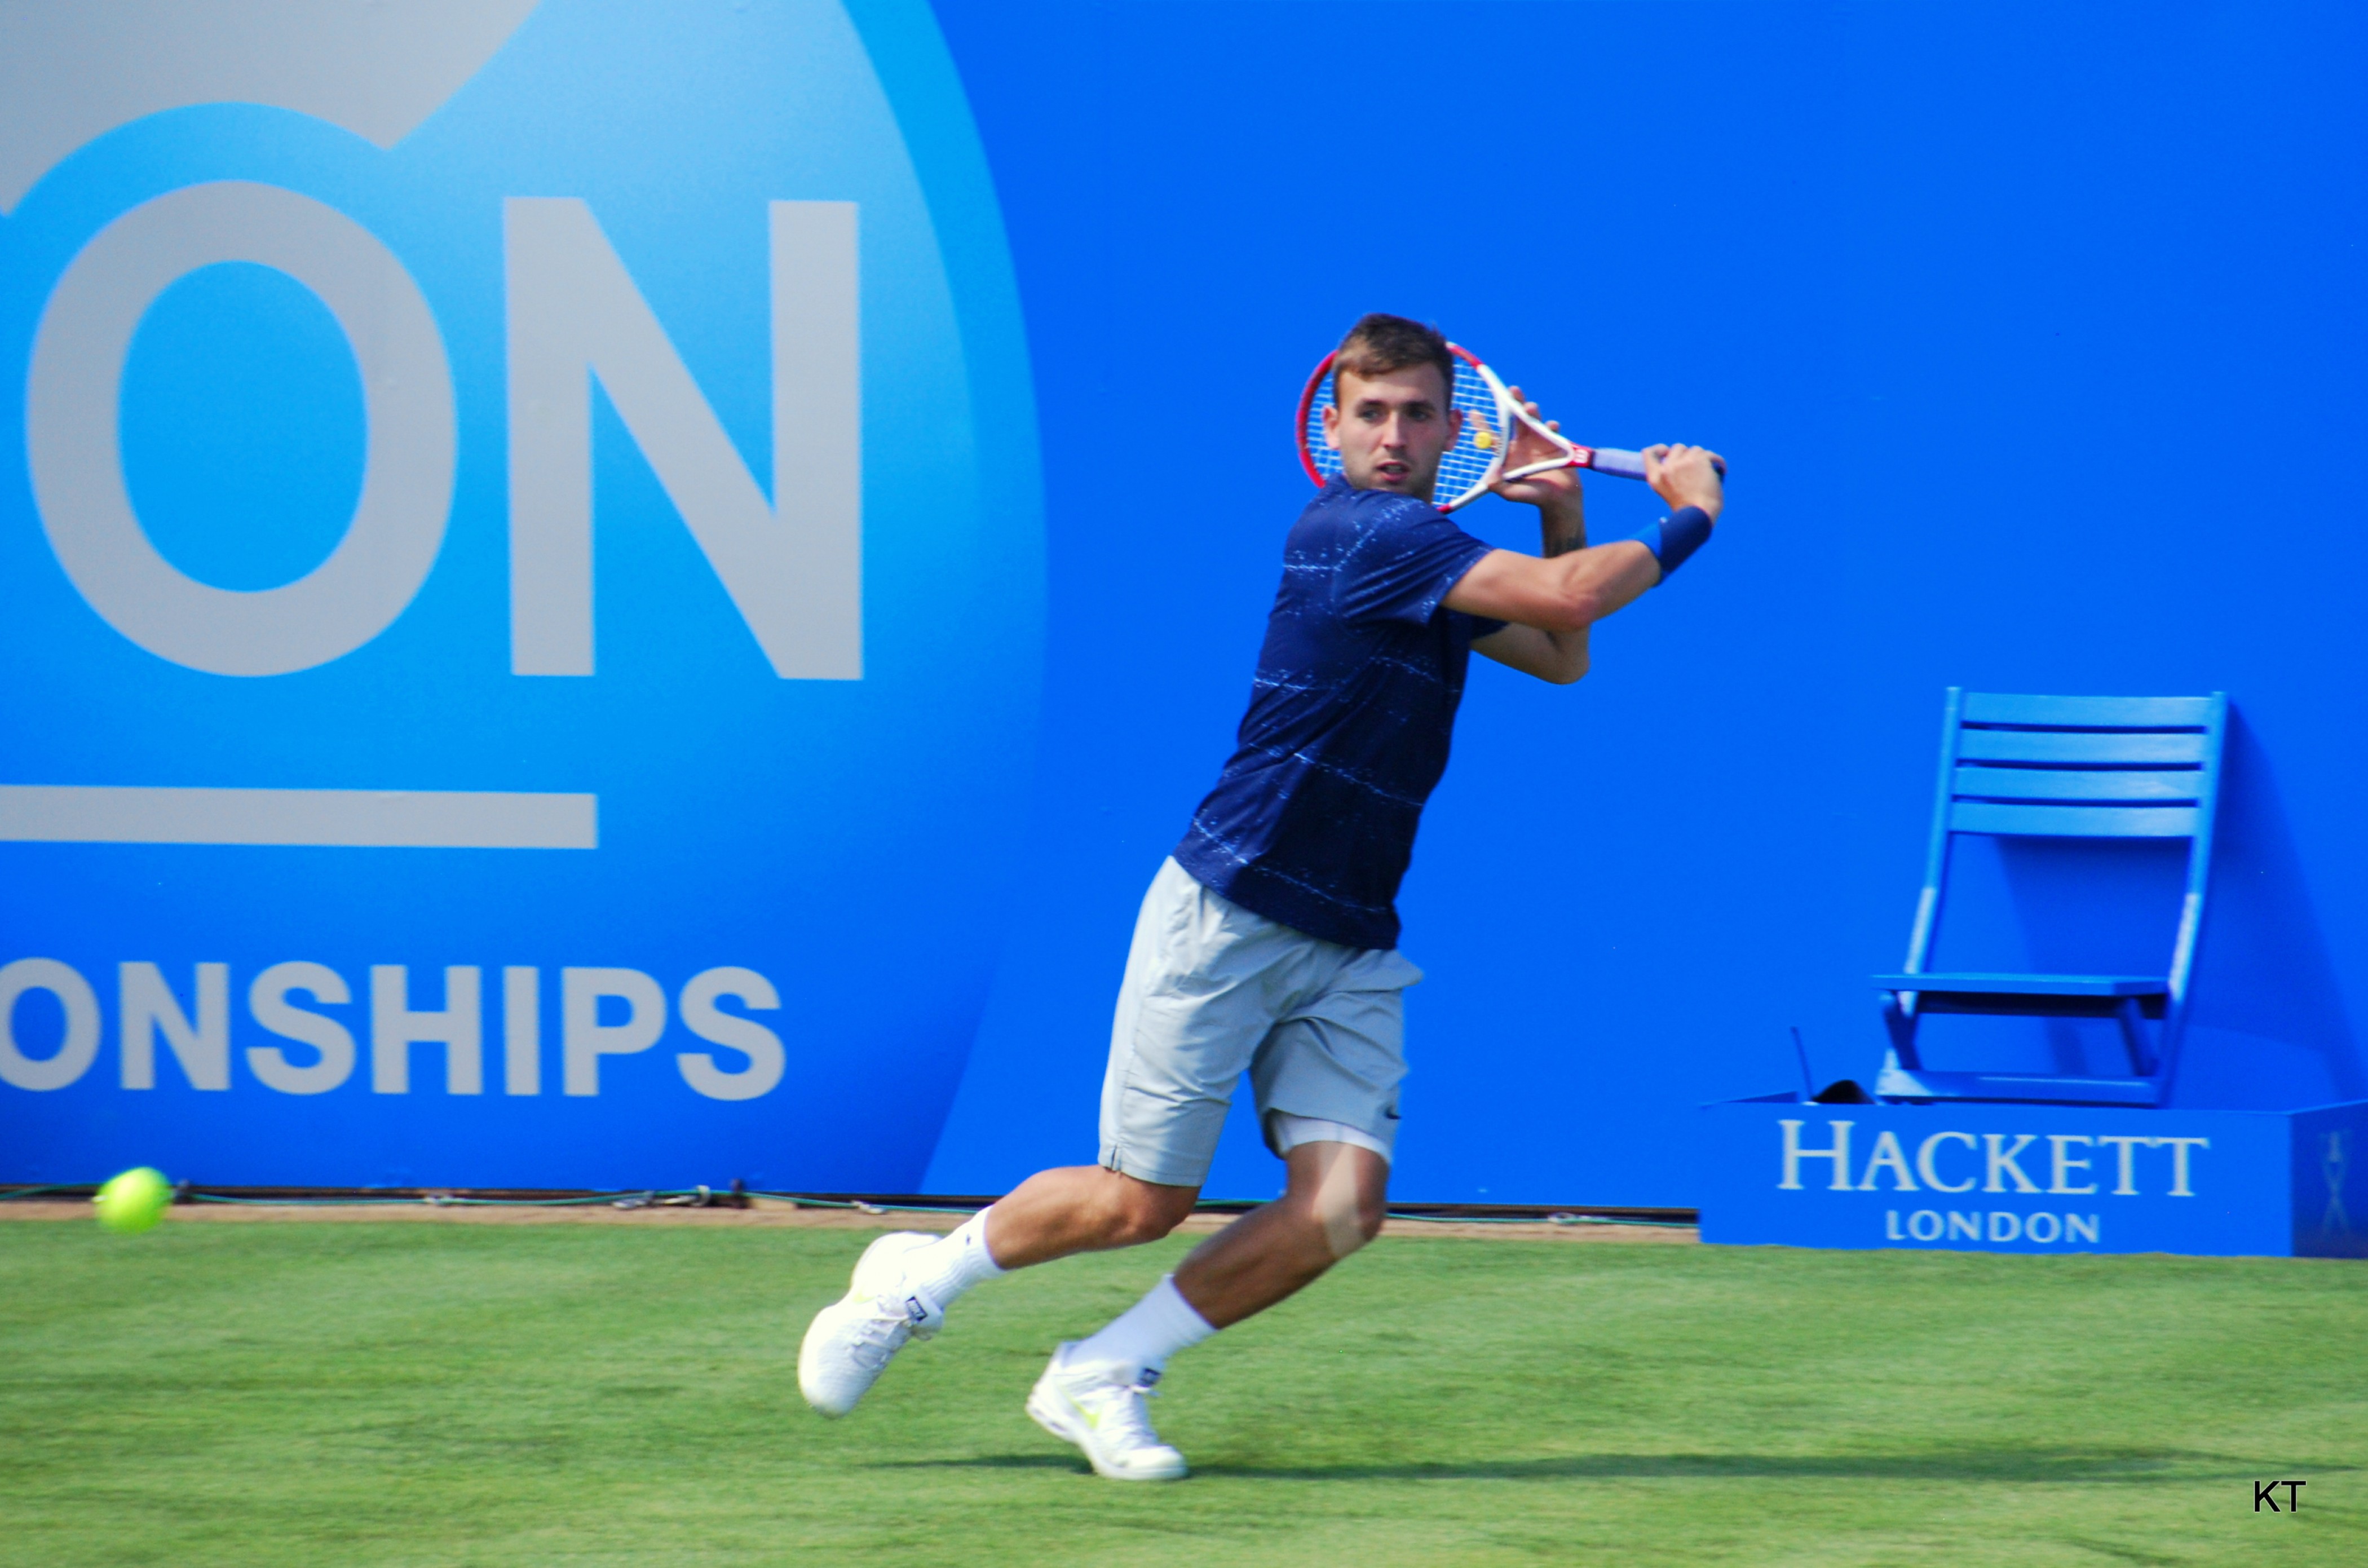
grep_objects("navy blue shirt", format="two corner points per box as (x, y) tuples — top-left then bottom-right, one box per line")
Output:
(1173, 479), (1504, 950)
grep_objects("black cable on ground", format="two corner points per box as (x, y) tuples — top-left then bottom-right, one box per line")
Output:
(0, 1183), (1698, 1227)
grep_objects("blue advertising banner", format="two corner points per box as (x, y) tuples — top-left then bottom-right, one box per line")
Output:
(5, 1), (2366, 1211)
(0, 0), (1040, 1189)
(1699, 1098), (2368, 1257)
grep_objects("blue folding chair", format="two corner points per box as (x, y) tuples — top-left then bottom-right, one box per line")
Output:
(1872, 690), (2228, 1107)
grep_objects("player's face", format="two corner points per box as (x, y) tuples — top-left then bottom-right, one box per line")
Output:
(1322, 365), (1463, 500)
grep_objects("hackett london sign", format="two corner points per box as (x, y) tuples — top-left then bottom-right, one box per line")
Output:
(1774, 1118), (2210, 1249)
(1699, 1098), (2368, 1258)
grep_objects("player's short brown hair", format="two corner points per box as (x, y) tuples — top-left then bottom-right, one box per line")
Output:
(1331, 313), (1455, 406)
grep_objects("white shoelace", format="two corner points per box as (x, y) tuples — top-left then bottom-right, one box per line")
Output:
(845, 1297), (912, 1371)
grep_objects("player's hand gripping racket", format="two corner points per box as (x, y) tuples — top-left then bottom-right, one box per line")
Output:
(1296, 342), (1720, 512)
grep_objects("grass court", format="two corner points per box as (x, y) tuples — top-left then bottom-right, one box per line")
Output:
(2, 1215), (2360, 1566)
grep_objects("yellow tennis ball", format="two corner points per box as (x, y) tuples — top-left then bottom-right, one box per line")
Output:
(94, 1167), (172, 1235)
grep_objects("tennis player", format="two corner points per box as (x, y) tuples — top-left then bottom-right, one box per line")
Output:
(800, 313), (1725, 1479)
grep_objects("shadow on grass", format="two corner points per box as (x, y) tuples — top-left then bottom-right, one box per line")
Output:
(883, 1448), (2347, 1485)
(879, 1454), (1084, 1473)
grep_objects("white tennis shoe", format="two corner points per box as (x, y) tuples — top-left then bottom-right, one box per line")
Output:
(798, 1230), (945, 1417)
(1025, 1345), (1190, 1481)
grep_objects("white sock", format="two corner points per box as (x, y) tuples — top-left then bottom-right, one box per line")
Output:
(898, 1208), (1006, 1306)
(1069, 1275), (1216, 1378)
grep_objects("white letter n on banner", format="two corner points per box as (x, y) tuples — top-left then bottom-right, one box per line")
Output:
(504, 197), (860, 678)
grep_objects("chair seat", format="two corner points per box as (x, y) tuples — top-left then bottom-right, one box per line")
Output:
(1872, 1065), (2163, 1106)
(1869, 972), (2168, 997)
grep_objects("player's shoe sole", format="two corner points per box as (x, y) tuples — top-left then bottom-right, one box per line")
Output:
(1026, 1349), (1189, 1482)
(797, 1230), (943, 1418)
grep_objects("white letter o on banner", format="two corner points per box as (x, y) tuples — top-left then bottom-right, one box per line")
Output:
(26, 181), (455, 675)
(0, 959), (102, 1092)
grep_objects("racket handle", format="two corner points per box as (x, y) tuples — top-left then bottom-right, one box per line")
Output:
(1591, 449), (1728, 482)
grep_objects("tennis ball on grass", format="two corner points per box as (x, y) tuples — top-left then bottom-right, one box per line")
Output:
(95, 1167), (172, 1234)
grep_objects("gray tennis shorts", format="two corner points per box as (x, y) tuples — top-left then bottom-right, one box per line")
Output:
(1098, 858), (1421, 1189)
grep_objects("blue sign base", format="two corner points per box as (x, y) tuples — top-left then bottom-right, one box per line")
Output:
(1699, 1096), (2368, 1258)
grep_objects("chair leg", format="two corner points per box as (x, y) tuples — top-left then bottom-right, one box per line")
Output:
(1880, 992), (1923, 1068)
(2115, 997), (2154, 1076)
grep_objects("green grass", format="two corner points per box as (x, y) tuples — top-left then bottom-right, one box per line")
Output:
(2, 1220), (2361, 1566)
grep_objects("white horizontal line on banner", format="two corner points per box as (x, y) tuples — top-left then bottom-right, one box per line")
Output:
(0, 785), (598, 849)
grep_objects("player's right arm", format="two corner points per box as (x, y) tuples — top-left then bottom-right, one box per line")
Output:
(1443, 444), (1724, 635)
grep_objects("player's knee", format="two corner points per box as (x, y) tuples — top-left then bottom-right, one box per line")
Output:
(1104, 1176), (1194, 1245)
(1108, 1208), (1177, 1247)
(1311, 1159), (1386, 1260)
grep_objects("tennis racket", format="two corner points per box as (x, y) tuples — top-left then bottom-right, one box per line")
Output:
(1296, 342), (1715, 513)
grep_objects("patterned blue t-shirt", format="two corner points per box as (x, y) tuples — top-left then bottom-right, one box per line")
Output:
(1173, 478), (1504, 950)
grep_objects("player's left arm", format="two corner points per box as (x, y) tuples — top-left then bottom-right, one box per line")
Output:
(1461, 400), (1723, 682)
(1451, 457), (1721, 670)
(1461, 390), (1658, 683)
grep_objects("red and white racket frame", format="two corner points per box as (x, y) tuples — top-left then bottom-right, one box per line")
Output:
(1297, 342), (1654, 512)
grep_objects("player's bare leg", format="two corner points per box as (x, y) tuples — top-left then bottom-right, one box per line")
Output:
(964, 1138), (1386, 1312)
(1172, 1139), (1388, 1324)
(978, 1164), (1200, 1266)
(1025, 1139), (1387, 1480)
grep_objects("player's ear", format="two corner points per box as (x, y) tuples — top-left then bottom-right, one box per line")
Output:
(1320, 401), (1342, 450)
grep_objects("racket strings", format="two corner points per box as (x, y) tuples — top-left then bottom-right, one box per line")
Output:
(1437, 360), (1503, 502)
(1300, 360), (1505, 506)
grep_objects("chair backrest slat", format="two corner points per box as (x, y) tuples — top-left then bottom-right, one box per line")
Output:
(1950, 801), (2198, 838)
(1953, 765), (2201, 804)
(1898, 688), (2228, 1102)
(1956, 730), (2209, 766)
(1945, 690), (2217, 842)
(1960, 692), (2216, 728)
